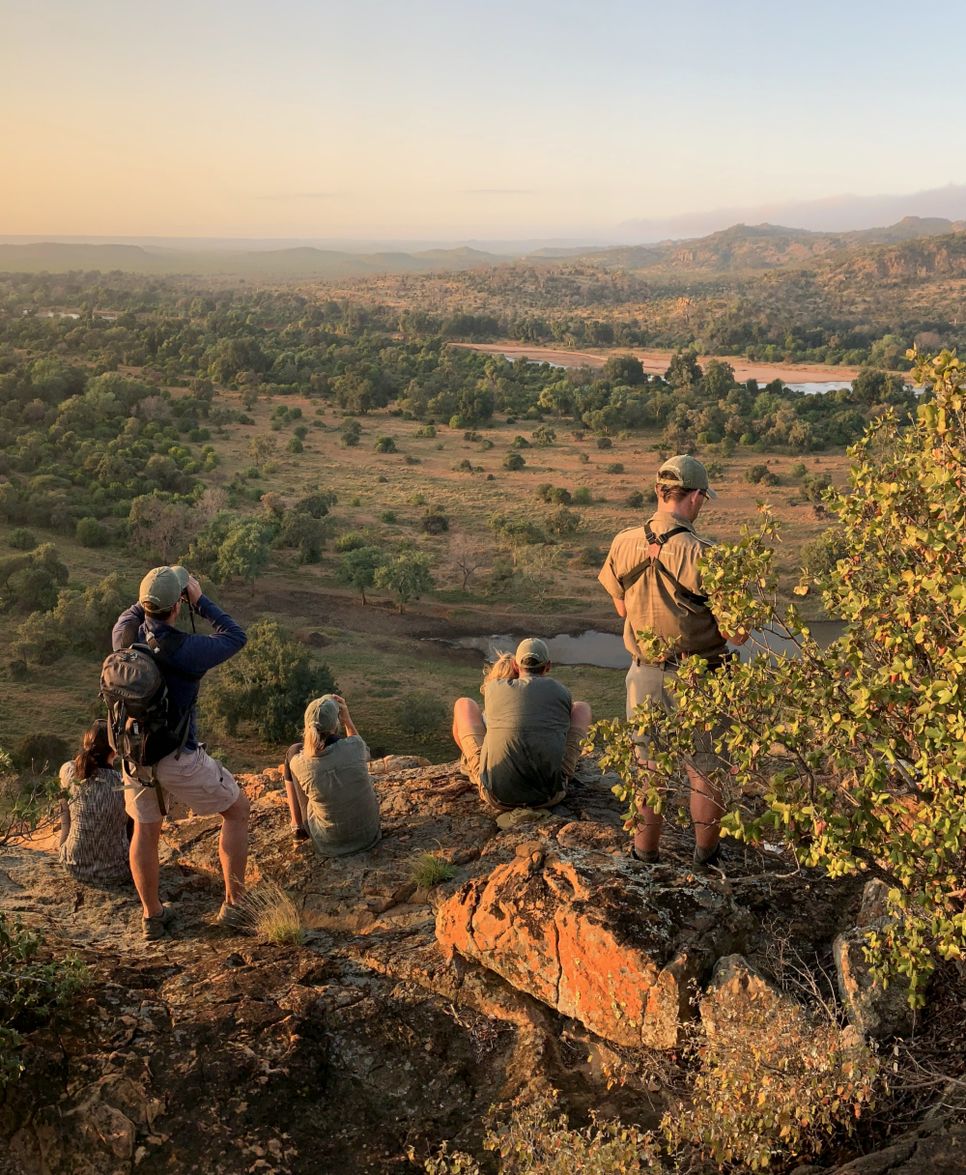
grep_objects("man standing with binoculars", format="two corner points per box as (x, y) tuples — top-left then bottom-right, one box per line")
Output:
(111, 565), (248, 939)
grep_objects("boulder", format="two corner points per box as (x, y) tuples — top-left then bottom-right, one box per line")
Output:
(436, 844), (740, 1049)
(700, 954), (794, 1036)
(823, 1117), (966, 1174)
(833, 921), (914, 1039)
(857, 878), (892, 927)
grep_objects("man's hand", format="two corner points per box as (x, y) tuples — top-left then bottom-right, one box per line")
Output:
(184, 575), (203, 607)
(724, 626), (750, 646)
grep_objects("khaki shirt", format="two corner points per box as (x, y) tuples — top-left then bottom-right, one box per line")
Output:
(598, 510), (727, 661)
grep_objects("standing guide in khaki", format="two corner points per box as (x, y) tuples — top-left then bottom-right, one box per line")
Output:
(597, 455), (748, 869)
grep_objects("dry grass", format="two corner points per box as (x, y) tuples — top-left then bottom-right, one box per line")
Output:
(410, 852), (456, 889)
(235, 881), (304, 945)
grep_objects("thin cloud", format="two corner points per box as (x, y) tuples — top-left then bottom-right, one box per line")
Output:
(463, 188), (534, 196)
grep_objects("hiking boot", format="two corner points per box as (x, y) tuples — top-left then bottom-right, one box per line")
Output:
(631, 847), (660, 864)
(215, 901), (248, 932)
(693, 842), (722, 870)
(142, 905), (175, 941)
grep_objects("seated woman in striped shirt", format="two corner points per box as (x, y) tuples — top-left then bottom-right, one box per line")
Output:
(59, 719), (131, 885)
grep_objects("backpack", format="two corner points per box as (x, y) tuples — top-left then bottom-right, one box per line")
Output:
(100, 631), (190, 817)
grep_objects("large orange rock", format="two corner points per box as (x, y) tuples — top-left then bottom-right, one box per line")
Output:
(436, 846), (740, 1049)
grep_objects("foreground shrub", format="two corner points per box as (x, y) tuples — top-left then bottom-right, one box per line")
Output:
(593, 349), (966, 998)
(409, 853), (455, 889)
(0, 912), (88, 1090)
(663, 986), (879, 1169)
(417, 1090), (663, 1174)
(236, 882), (303, 945)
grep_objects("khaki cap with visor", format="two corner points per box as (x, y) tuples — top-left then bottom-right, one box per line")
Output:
(139, 565), (189, 614)
(515, 637), (551, 670)
(304, 695), (340, 735)
(656, 454), (717, 499)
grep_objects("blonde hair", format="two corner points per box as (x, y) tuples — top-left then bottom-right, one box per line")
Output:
(481, 653), (518, 694)
(304, 726), (327, 757)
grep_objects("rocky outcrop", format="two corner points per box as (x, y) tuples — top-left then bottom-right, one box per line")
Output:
(0, 755), (909, 1173)
(822, 1117), (966, 1174)
(436, 842), (743, 1049)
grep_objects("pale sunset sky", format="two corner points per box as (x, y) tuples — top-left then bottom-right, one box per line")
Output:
(2, 0), (965, 239)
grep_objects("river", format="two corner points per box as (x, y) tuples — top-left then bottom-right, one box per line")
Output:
(450, 621), (846, 669)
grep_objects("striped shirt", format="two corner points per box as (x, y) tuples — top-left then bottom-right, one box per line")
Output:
(59, 763), (130, 884)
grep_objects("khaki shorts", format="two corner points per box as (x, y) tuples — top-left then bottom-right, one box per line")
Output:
(625, 661), (725, 776)
(123, 746), (240, 823)
(459, 732), (568, 813)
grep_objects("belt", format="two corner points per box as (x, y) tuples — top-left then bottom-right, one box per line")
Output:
(634, 651), (735, 672)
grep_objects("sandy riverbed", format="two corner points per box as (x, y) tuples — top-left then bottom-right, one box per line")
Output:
(453, 342), (862, 384)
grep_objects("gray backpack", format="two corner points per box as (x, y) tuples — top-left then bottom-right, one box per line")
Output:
(100, 633), (190, 816)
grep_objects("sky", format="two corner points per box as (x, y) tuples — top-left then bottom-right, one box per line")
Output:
(3, 0), (966, 241)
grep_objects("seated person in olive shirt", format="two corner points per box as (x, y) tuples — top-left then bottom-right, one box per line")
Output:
(284, 694), (380, 856)
(452, 638), (591, 811)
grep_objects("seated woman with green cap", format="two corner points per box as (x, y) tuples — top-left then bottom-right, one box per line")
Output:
(283, 694), (380, 856)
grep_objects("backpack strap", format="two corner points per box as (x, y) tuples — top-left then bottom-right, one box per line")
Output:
(144, 629), (196, 761)
(618, 524), (709, 606)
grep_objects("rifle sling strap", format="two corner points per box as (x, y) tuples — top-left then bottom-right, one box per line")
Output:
(617, 525), (708, 607)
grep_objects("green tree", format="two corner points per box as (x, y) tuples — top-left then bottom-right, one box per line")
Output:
(338, 545), (385, 605)
(214, 519), (273, 590)
(75, 516), (108, 547)
(374, 551), (434, 612)
(602, 354), (646, 386)
(664, 348), (702, 390)
(340, 419), (362, 447)
(201, 619), (337, 742)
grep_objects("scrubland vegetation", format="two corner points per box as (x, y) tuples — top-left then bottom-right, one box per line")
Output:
(0, 272), (901, 771)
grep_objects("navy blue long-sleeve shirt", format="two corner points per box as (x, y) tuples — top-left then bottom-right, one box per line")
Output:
(111, 595), (246, 750)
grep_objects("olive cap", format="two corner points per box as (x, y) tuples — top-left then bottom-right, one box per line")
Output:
(656, 454), (717, 499)
(514, 637), (551, 670)
(304, 694), (340, 735)
(138, 565), (189, 614)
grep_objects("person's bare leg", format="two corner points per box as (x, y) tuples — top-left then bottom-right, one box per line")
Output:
(284, 776), (307, 831)
(561, 700), (592, 778)
(631, 751), (664, 857)
(452, 697), (485, 754)
(687, 762), (724, 853)
(218, 792), (250, 906)
(130, 820), (163, 918)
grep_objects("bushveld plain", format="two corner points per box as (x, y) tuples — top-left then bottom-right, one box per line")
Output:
(0, 359), (850, 768)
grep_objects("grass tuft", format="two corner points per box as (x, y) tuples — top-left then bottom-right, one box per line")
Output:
(236, 882), (304, 945)
(410, 852), (456, 889)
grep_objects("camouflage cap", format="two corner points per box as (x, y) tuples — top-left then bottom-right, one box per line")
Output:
(305, 694), (340, 735)
(139, 565), (189, 614)
(656, 454), (717, 499)
(514, 637), (551, 671)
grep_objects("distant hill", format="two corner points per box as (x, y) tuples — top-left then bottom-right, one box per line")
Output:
(560, 217), (966, 276)
(1, 219), (963, 282)
(0, 241), (510, 278)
